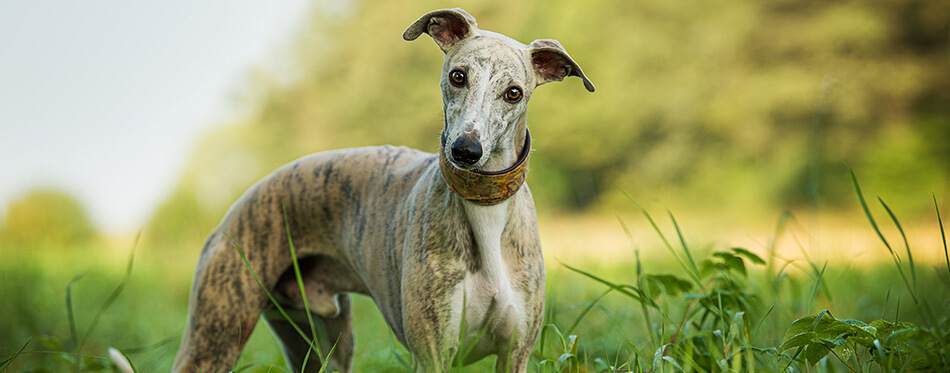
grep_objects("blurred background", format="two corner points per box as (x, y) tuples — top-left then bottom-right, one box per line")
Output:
(1, 0), (947, 370)
(3, 0), (947, 250)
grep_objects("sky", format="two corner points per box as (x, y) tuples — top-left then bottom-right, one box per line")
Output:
(0, 0), (309, 233)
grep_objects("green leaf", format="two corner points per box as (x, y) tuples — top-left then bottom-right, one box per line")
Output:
(728, 255), (747, 276)
(731, 247), (766, 265)
(659, 356), (686, 372)
(556, 352), (576, 367)
(783, 316), (817, 342)
(819, 337), (847, 346)
(839, 318), (867, 327)
(781, 331), (817, 350)
(712, 251), (734, 260)
(699, 259), (717, 277)
(833, 342), (855, 361)
(814, 319), (858, 340)
(884, 327), (925, 346)
(870, 319), (918, 340)
(803, 343), (832, 365)
(644, 274), (693, 297)
(713, 251), (747, 276)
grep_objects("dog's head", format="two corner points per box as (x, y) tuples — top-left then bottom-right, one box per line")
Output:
(404, 8), (594, 172)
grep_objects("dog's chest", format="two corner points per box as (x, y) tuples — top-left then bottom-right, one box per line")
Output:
(455, 202), (529, 348)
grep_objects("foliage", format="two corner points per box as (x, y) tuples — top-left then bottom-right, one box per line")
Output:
(533, 175), (949, 372)
(780, 311), (949, 371)
(557, 221), (773, 372)
(0, 189), (99, 249)
(145, 0), (949, 249)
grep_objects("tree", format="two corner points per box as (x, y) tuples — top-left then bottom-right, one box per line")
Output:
(1, 189), (99, 248)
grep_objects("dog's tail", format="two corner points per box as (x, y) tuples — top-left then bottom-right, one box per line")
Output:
(109, 347), (134, 373)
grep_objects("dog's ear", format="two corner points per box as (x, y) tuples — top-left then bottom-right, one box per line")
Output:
(403, 8), (478, 53)
(528, 39), (595, 92)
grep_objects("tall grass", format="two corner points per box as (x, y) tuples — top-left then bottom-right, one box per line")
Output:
(533, 174), (949, 372)
(2, 172), (947, 372)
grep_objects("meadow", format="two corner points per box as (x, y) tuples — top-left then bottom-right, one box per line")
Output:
(3, 177), (948, 372)
(2, 1), (947, 371)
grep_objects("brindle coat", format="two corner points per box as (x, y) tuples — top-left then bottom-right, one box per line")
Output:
(172, 8), (593, 373)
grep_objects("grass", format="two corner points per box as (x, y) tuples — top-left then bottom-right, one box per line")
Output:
(2, 175), (948, 372)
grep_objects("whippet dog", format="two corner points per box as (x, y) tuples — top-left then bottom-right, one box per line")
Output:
(172, 8), (594, 372)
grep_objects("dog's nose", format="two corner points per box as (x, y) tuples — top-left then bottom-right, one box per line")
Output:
(451, 137), (482, 166)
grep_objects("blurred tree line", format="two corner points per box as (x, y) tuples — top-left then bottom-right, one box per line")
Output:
(147, 0), (947, 249)
(0, 189), (99, 248)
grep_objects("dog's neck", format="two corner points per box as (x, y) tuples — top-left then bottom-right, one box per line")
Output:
(439, 130), (530, 205)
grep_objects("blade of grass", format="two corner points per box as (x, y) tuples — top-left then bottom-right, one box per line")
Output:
(614, 211), (637, 258)
(282, 205), (324, 369)
(895, 294), (901, 320)
(316, 335), (341, 373)
(0, 338), (31, 372)
(767, 211), (792, 295)
(621, 191), (701, 286)
(935, 193), (949, 279)
(561, 263), (657, 309)
(226, 234), (315, 352)
(80, 238), (138, 348)
(633, 249), (657, 347)
(459, 306), (497, 366)
(542, 324), (568, 354)
(564, 288), (612, 336)
(850, 169), (920, 308)
(668, 210), (703, 286)
(455, 290), (472, 369)
(615, 212), (659, 346)
(877, 198), (918, 304)
(806, 262), (827, 315)
(388, 330), (411, 370)
(849, 169), (899, 260)
(65, 272), (86, 371)
(751, 304), (775, 344)
(880, 289), (890, 320)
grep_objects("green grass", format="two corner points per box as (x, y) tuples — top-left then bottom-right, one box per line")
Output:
(2, 177), (948, 372)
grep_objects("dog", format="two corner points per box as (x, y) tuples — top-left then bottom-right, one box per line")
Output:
(171, 8), (594, 372)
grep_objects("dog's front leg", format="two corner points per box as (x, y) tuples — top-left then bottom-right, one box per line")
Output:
(493, 296), (544, 373)
(401, 258), (466, 372)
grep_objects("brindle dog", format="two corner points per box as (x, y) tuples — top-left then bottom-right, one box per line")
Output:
(172, 8), (594, 373)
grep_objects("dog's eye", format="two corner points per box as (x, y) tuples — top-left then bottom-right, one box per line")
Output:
(504, 87), (523, 103)
(449, 70), (466, 87)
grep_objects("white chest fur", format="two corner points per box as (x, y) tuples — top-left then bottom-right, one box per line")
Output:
(453, 200), (526, 356)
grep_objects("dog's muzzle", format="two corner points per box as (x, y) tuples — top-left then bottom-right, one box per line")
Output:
(439, 130), (530, 205)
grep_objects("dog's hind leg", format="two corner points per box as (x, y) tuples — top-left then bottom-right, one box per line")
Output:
(172, 234), (272, 372)
(265, 255), (358, 372)
(264, 294), (355, 373)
